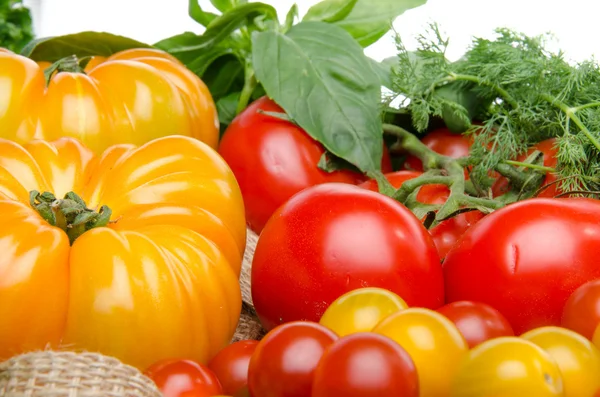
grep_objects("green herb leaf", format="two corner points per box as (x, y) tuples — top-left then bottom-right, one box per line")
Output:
(252, 21), (383, 173)
(20, 32), (152, 62)
(0, 0), (34, 53)
(303, 0), (358, 23)
(318, 151), (362, 173)
(202, 54), (245, 100)
(157, 3), (277, 63)
(283, 4), (299, 32)
(210, 0), (236, 13)
(188, 0), (219, 26)
(334, 0), (427, 47)
(217, 91), (241, 127)
(369, 56), (397, 89)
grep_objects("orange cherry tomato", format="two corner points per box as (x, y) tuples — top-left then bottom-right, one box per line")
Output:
(450, 337), (564, 397)
(0, 47), (219, 154)
(318, 287), (409, 336)
(522, 326), (600, 397)
(372, 307), (468, 397)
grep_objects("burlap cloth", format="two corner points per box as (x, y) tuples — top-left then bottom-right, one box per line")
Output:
(0, 227), (264, 396)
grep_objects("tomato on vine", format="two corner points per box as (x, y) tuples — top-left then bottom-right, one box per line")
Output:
(208, 340), (259, 396)
(402, 128), (472, 172)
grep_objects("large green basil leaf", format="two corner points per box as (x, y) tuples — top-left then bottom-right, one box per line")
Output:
(252, 21), (383, 173)
(302, 0), (358, 23)
(21, 32), (152, 62)
(334, 0), (427, 47)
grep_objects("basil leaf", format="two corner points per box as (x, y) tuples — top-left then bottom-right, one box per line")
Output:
(202, 54), (245, 100)
(369, 56), (397, 89)
(21, 32), (152, 62)
(159, 3), (277, 61)
(0, 0), (34, 53)
(188, 0), (218, 27)
(217, 91), (241, 127)
(252, 21), (383, 173)
(303, 0), (358, 23)
(334, 0), (427, 47)
(283, 4), (299, 32)
(210, 0), (236, 13)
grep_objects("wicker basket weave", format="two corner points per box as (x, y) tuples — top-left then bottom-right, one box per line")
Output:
(0, 351), (162, 397)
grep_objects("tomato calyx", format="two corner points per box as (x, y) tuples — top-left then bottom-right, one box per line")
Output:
(29, 190), (112, 244)
(43, 54), (92, 86)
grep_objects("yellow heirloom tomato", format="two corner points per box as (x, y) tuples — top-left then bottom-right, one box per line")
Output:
(0, 135), (246, 371)
(451, 337), (564, 397)
(522, 326), (600, 397)
(319, 287), (408, 336)
(372, 307), (469, 397)
(0, 47), (219, 154)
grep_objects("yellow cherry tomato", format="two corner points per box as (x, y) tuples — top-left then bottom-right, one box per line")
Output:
(318, 287), (408, 336)
(372, 307), (468, 397)
(0, 47), (219, 154)
(451, 337), (564, 397)
(0, 136), (246, 371)
(521, 327), (600, 397)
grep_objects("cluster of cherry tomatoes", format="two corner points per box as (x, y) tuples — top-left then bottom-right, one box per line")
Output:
(144, 280), (600, 397)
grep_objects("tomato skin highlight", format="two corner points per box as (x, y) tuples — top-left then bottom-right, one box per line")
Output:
(246, 321), (338, 397)
(436, 300), (514, 348)
(311, 332), (419, 397)
(218, 96), (392, 233)
(251, 183), (444, 331)
(144, 359), (224, 397)
(443, 197), (600, 335)
(208, 340), (259, 396)
(561, 279), (600, 340)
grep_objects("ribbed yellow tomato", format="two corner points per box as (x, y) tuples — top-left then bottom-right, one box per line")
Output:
(451, 337), (564, 397)
(522, 326), (600, 397)
(372, 307), (469, 397)
(0, 135), (246, 371)
(0, 47), (219, 154)
(319, 287), (408, 336)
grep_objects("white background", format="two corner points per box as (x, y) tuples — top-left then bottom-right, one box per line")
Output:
(23, 0), (600, 63)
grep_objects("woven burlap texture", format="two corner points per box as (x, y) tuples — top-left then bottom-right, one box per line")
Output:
(0, 351), (162, 397)
(231, 227), (266, 342)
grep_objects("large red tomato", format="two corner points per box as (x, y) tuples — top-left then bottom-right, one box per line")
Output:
(218, 96), (392, 233)
(403, 128), (472, 171)
(443, 197), (600, 335)
(251, 183), (444, 331)
(359, 171), (484, 259)
(247, 321), (338, 397)
(311, 333), (419, 397)
(492, 138), (560, 198)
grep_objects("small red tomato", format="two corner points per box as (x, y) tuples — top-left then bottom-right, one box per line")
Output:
(436, 301), (514, 348)
(247, 321), (338, 397)
(218, 96), (393, 233)
(311, 332), (419, 397)
(562, 279), (600, 340)
(144, 359), (223, 397)
(208, 340), (259, 396)
(403, 128), (472, 171)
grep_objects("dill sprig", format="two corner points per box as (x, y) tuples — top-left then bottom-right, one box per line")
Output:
(389, 23), (600, 194)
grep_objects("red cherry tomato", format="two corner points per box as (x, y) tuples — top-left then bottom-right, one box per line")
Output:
(436, 301), (514, 348)
(218, 96), (392, 233)
(359, 170), (484, 259)
(208, 340), (259, 396)
(144, 359), (223, 397)
(403, 128), (472, 171)
(251, 183), (444, 331)
(311, 332), (419, 397)
(247, 321), (338, 397)
(443, 197), (600, 335)
(561, 279), (600, 340)
(492, 138), (560, 198)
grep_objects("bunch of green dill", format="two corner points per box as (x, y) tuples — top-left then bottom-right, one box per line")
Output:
(389, 23), (600, 195)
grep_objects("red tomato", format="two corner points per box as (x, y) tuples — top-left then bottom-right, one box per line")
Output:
(218, 96), (392, 233)
(561, 279), (600, 340)
(208, 340), (259, 396)
(247, 321), (338, 397)
(436, 301), (514, 348)
(443, 197), (600, 335)
(311, 332), (419, 397)
(492, 138), (560, 198)
(359, 170), (484, 259)
(251, 182), (444, 331)
(403, 128), (472, 171)
(144, 359), (223, 397)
